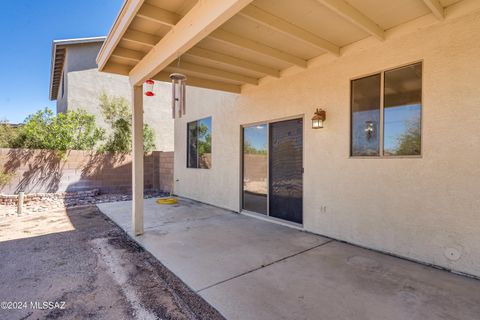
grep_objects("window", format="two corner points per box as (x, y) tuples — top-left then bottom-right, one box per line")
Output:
(351, 74), (381, 156)
(61, 72), (65, 98)
(383, 63), (422, 155)
(351, 62), (422, 157)
(187, 117), (212, 168)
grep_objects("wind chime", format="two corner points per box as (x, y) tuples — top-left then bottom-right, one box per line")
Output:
(170, 73), (187, 119)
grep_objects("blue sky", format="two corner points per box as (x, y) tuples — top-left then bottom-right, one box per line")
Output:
(244, 125), (268, 151)
(384, 104), (421, 151)
(0, 0), (123, 123)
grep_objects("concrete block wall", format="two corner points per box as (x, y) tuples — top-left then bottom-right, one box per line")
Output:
(159, 151), (174, 194)
(0, 148), (173, 195)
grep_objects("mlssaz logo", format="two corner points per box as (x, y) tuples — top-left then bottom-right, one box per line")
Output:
(30, 301), (66, 310)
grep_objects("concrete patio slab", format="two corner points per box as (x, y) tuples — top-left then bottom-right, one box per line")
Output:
(98, 198), (329, 291)
(200, 240), (480, 320)
(98, 198), (480, 320)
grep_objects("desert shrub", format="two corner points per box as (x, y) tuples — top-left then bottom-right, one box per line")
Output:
(394, 119), (421, 156)
(99, 93), (156, 153)
(0, 120), (20, 148)
(13, 108), (104, 151)
(0, 170), (12, 188)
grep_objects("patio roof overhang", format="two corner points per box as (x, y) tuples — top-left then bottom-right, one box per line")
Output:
(96, 0), (475, 94)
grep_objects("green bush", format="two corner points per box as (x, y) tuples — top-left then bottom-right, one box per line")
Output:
(394, 119), (421, 156)
(0, 170), (12, 188)
(3, 93), (156, 154)
(13, 108), (104, 151)
(99, 93), (156, 153)
(0, 120), (20, 148)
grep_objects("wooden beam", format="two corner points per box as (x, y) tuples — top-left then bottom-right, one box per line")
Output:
(238, 5), (339, 56)
(422, 0), (444, 20)
(123, 30), (159, 47)
(129, 0), (254, 86)
(112, 47), (145, 62)
(136, 3), (181, 26)
(153, 72), (241, 93)
(315, 0), (384, 40)
(166, 61), (259, 85)
(102, 63), (132, 76)
(209, 29), (307, 68)
(97, 0), (144, 71)
(186, 47), (280, 78)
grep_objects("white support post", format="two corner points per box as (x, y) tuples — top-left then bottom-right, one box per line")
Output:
(132, 85), (144, 236)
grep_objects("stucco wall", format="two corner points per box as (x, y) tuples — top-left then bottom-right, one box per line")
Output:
(173, 10), (480, 277)
(58, 42), (174, 151)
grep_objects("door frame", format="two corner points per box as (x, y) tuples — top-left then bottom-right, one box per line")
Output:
(239, 113), (305, 228)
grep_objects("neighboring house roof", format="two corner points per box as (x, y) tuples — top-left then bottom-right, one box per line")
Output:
(49, 37), (106, 101)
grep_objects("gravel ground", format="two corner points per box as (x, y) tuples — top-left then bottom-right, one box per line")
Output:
(0, 206), (224, 320)
(1, 191), (168, 217)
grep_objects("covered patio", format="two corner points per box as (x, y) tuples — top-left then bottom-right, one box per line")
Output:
(96, 0), (480, 236)
(95, 2), (480, 315)
(98, 198), (480, 320)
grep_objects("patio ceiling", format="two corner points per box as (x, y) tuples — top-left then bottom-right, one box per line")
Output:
(97, 0), (464, 93)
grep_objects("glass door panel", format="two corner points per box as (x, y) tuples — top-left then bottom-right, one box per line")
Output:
(242, 125), (268, 214)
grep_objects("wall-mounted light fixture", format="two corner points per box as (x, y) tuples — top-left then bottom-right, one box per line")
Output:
(312, 108), (326, 129)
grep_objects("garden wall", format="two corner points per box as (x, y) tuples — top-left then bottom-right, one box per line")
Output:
(0, 148), (173, 195)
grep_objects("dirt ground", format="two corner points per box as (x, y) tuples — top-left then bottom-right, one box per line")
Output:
(0, 206), (225, 320)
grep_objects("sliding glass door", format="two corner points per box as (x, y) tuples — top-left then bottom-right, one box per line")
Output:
(242, 118), (303, 224)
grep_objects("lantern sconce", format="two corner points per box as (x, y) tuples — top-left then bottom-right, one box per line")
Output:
(365, 121), (375, 140)
(311, 108), (326, 129)
(145, 79), (155, 96)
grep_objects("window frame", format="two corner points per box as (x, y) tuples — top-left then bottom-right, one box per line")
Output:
(349, 61), (423, 159)
(186, 116), (212, 169)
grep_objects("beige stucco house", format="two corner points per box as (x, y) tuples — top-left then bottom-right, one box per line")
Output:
(96, 0), (480, 279)
(49, 37), (174, 151)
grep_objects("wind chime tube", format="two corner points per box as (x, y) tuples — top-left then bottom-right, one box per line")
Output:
(171, 79), (176, 119)
(179, 82), (183, 116)
(178, 80), (182, 118)
(181, 82), (186, 115)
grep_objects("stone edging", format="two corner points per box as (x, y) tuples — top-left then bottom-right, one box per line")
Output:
(0, 189), (100, 205)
